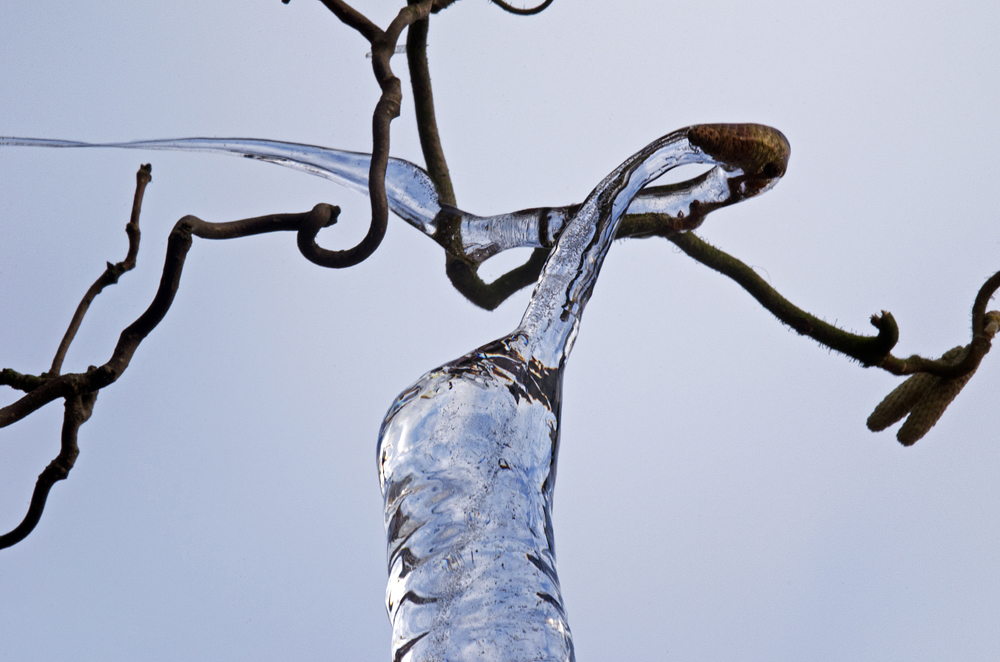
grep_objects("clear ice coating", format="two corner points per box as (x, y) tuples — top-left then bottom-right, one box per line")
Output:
(374, 125), (789, 661)
(1, 126), (790, 661)
(0, 137), (442, 233)
(0, 135), (781, 262)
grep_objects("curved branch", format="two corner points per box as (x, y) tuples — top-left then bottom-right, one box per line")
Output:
(876, 271), (1000, 378)
(972, 270), (1000, 336)
(0, 369), (45, 393)
(315, 0), (382, 42)
(667, 231), (899, 366)
(445, 249), (549, 311)
(489, 0), (554, 16)
(0, 204), (342, 429)
(406, 4), (456, 206)
(0, 392), (95, 550)
(305, 0), (434, 268)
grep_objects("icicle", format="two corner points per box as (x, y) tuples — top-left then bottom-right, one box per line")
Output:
(375, 124), (789, 661)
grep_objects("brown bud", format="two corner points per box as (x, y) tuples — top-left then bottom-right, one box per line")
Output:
(686, 124), (790, 178)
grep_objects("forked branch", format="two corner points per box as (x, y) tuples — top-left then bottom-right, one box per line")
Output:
(49, 165), (151, 376)
(0, 165), (347, 548)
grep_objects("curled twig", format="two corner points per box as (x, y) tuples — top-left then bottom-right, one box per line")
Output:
(296, 204), (345, 265)
(489, 0), (555, 16)
(305, 0), (434, 267)
(864, 269), (999, 444)
(0, 203), (341, 431)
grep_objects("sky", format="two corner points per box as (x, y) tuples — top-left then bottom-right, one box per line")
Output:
(2, 1), (1000, 660)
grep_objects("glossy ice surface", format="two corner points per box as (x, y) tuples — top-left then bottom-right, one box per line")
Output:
(0, 136), (443, 233)
(377, 344), (569, 661)
(375, 125), (786, 661)
(0, 135), (778, 261)
(1, 125), (788, 661)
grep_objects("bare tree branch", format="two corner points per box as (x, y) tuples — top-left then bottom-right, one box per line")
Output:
(666, 231), (900, 367)
(3, 0), (994, 557)
(406, 3), (456, 206)
(662, 226), (997, 443)
(298, 0), (434, 268)
(0, 392), (95, 550)
(489, 0), (555, 16)
(49, 164), (151, 376)
(0, 203), (340, 430)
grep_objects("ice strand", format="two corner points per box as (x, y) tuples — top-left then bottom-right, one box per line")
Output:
(0, 137), (442, 233)
(375, 124), (789, 661)
(0, 136), (779, 263)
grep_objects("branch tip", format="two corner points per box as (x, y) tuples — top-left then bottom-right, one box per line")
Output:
(489, 0), (555, 15)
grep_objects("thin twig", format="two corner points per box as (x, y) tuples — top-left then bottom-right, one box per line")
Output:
(49, 165), (151, 375)
(300, 0), (433, 268)
(667, 231), (900, 366)
(877, 270), (1000, 378)
(315, 0), (382, 42)
(445, 249), (549, 311)
(669, 231), (999, 381)
(0, 392), (96, 550)
(406, 3), (456, 206)
(0, 204), (340, 430)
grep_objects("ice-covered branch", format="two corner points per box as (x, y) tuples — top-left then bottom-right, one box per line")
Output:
(376, 124), (788, 661)
(0, 135), (786, 273)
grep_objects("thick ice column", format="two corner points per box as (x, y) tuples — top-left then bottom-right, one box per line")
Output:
(375, 124), (788, 662)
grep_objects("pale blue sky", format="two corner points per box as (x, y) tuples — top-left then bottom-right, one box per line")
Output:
(2, 2), (1000, 660)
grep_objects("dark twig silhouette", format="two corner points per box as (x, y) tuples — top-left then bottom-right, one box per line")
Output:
(297, 0), (434, 267)
(1, 0), (994, 553)
(489, 0), (555, 16)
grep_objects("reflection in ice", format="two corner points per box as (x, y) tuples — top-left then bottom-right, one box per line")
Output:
(375, 125), (788, 661)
